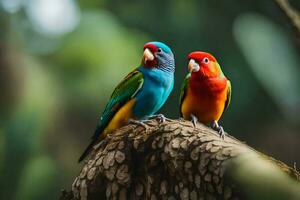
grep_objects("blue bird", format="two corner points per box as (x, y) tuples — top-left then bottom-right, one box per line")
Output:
(78, 41), (175, 162)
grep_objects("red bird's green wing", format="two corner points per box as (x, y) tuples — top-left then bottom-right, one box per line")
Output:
(78, 70), (144, 162)
(224, 80), (231, 110)
(179, 74), (191, 117)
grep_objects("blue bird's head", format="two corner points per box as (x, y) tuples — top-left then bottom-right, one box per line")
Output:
(142, 41), (175, 73)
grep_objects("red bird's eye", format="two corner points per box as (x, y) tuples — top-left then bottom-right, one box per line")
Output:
(203, 57), (209, 64)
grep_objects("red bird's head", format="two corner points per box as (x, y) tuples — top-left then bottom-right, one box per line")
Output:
(187, 51), (222, 79)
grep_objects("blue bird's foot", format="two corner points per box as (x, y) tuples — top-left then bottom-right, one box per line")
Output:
(212, 120), (225, 139)
(128, 119), (148, 130)
(148, 114), (166, 124)
(190, 114), (198, 127)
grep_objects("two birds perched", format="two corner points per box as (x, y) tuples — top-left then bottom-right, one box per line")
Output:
(78, 41), (231, 162)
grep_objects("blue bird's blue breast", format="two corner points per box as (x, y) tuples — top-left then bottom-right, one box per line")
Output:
(133, 67), (174, 119)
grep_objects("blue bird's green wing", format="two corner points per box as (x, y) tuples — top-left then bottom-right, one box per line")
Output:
(179, 73), (191, 117)
(95, 70), (144, 137)
(78, 70), (144, 162)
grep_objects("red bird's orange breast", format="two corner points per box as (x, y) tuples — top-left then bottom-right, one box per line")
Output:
(181, 77), (228, 124)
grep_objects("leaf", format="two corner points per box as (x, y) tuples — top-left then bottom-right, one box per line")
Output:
(234, 13), (300, 122)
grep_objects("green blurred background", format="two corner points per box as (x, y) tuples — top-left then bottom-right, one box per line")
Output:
(1, 0), (300, 199)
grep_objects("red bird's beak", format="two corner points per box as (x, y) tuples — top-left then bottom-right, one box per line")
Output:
(143, 48), (155, 63)
(188, 59), (200, 73)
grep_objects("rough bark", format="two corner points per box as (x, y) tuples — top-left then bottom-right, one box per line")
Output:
(60, 118), (300, 200)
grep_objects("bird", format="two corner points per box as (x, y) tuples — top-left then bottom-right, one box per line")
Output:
(179, 51), (231, 138)
(78, 41), (175, 162)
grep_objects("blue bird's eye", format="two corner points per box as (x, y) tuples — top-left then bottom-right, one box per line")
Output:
(157, 48), (162, 53)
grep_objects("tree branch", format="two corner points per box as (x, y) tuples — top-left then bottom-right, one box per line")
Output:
(275, 0), (300, 41)
(60, 119), (300, 200)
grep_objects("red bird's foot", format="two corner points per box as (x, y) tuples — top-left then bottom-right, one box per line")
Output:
(218, 126), (225, 139)
(190, 114), (198, 127)
(212, 121), (226, 139)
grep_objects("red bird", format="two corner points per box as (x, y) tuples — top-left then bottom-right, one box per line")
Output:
(179, 51), (232, 138)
